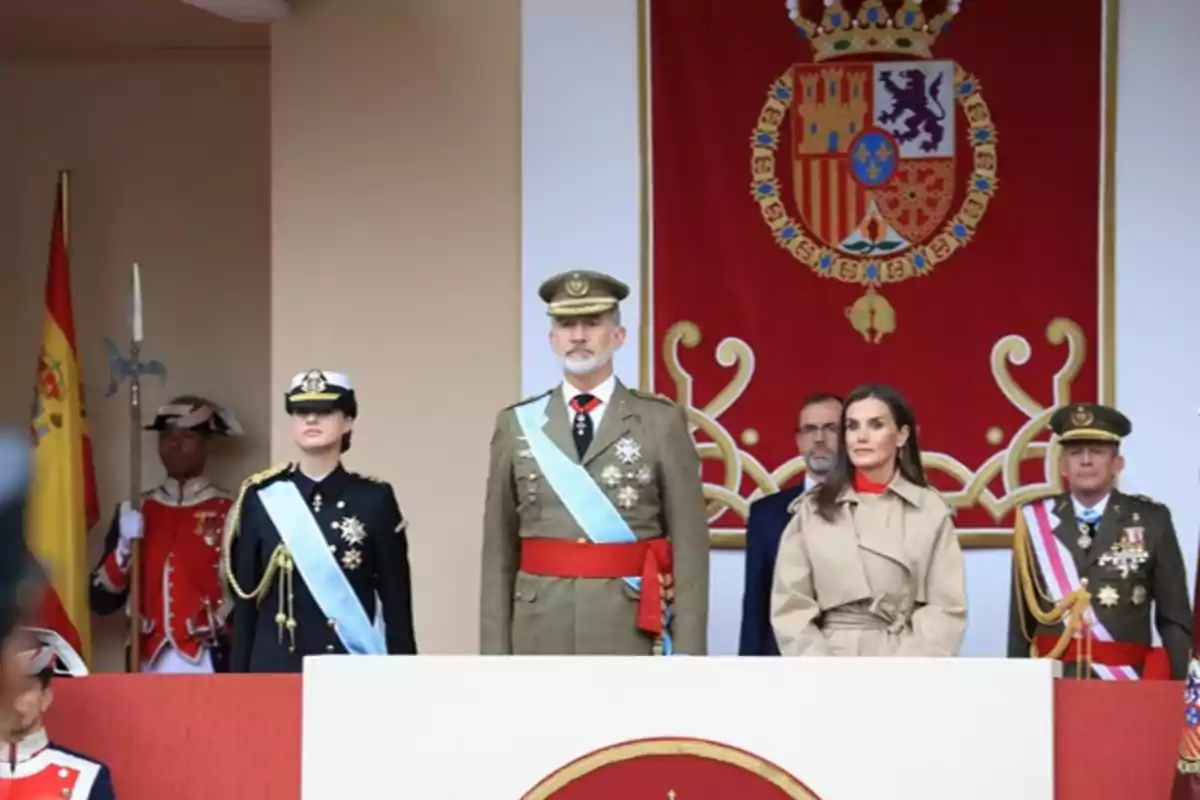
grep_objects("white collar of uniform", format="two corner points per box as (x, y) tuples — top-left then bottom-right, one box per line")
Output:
(561, 373), (617, 411)
(1072, 492), (1110, 519)
(151, 476), (221, 507)
(163, 476), (211, 501)
(803, 473), (816, 492)
(6, 729), (48, 766)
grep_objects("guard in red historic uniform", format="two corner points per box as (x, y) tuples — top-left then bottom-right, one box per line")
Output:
(0, 627), (115, 799)
(90, 395), (243, 674)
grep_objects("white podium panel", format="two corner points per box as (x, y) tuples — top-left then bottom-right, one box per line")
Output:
(301, 656), (1055, 799)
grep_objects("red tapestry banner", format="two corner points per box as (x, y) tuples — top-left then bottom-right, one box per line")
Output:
(645, 0), (1115, 546)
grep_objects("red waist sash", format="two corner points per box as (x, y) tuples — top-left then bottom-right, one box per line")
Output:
(519, 538), (673, 637)
(1033, 635), (1171, 679)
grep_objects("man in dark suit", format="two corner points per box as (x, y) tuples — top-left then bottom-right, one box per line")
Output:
(738, 393), (843, 655)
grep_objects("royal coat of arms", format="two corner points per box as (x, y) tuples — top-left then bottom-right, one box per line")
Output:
(753, 0), (997, 341)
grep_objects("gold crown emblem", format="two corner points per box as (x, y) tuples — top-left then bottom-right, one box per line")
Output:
(787, 0), (963, 62)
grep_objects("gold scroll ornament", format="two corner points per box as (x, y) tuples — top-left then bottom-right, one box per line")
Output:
(662, 316), (1086, 549)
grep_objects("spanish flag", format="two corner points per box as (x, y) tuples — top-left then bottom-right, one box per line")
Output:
(26, 172), (100, 664)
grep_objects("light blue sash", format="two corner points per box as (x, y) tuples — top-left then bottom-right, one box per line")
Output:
(258, 481), (386, 655)
(514, 394), (673, 654)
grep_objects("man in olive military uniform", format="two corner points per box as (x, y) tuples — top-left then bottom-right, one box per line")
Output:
(1008, 402), (1192, 679)
(480, 270), (710, 655)
(224, 370), (417, 672)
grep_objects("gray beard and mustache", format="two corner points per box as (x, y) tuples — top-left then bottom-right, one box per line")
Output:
(805, 452), (835, 475)
(558, 346), (615, 375)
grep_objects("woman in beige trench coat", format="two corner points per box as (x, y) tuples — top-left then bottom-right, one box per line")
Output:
(770, 383), (966, 656)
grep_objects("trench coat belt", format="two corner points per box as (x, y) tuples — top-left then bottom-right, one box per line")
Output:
(519, 538), (674, 637)
(822, 596), (909, 634)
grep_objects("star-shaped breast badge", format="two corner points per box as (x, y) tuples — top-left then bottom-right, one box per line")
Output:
(333, 516), (368, 546)
(601, 464), (623, 487)
(614, 436), (642, 465)
(340, 549), (362, 571)
(616, 485), (639, 510)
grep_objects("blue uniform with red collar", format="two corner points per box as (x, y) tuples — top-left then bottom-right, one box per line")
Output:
(0, 730), (115, 800)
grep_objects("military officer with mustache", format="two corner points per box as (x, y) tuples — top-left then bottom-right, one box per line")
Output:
(1009, 403), (1192, 679)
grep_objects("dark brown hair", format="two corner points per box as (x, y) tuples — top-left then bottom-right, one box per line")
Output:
(813, 383), (927, 521)
(799, 392), (844, 414)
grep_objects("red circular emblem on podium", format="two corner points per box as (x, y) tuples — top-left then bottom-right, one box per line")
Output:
(521, 737), (823, 799)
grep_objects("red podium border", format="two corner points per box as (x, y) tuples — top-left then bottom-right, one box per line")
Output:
(43, 676), (1182, 799)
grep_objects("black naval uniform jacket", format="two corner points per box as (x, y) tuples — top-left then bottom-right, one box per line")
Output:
(1007, 490), (1193, 679)
(229, 464), (417, 672)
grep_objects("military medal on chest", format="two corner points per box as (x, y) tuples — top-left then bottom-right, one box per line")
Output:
(331, 515), (368, 571)
(1098, 525), (1149, 579)
(1076, 522), (1093, 551)
(615, 485), (638, 510)
(599, 436), (647, 510)
(614, 435), (642, 464)
(333, 515), (367, 546)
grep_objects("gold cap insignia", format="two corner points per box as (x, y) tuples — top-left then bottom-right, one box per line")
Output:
(301, 370), (328, 394)
(565, 275), (589, 297)
(1070, 405), (1093, 427)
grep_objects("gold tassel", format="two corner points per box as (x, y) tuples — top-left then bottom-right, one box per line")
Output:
(1012, 508), (1094, 675)
(221, 462), (291, 603)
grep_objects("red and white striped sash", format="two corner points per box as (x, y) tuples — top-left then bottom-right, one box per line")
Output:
(1023, 498), (1138, 681)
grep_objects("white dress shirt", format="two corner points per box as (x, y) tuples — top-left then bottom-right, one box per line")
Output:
(561, 374), (617, 431)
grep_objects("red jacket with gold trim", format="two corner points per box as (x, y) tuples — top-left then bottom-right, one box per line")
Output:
(0, 729), (115, 800)
(89, 476), (232, 666)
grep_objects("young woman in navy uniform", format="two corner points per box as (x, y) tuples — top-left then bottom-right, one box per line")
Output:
(225, 370), (417, 672)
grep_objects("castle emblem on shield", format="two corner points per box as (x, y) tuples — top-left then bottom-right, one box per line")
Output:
(751, 0), (998, 341)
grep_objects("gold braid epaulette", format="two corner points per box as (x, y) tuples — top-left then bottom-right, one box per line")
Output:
(221, 462), (292, 604)
(1012, 502), (1095, 675)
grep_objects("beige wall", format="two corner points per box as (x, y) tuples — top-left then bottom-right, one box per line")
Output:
(271, 0), (521, 653)
(1, 53), (271, 670)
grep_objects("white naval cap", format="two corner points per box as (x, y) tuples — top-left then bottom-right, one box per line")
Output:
(285, 369), (358, 417)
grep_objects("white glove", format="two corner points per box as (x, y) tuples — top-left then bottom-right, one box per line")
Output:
(115, 501), (143, 564)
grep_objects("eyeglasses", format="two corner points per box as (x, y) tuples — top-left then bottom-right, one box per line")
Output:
(796, 423), (840, 436)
